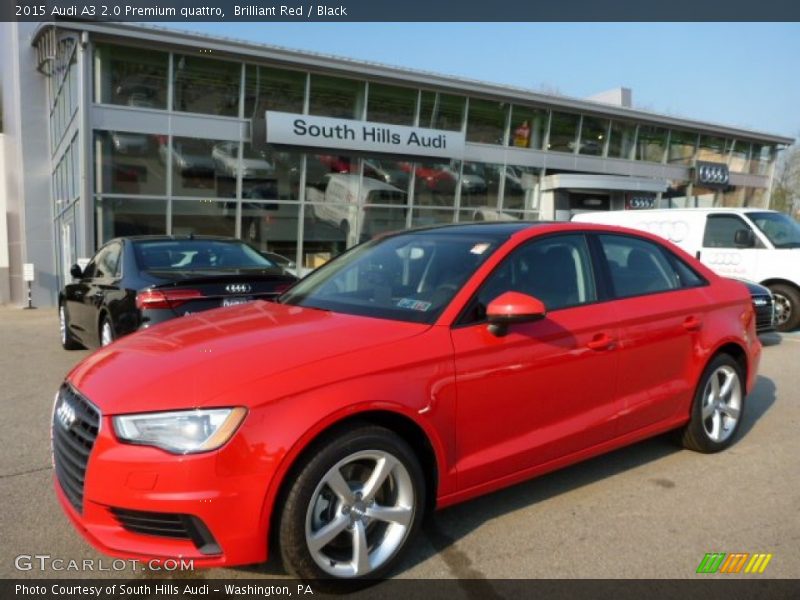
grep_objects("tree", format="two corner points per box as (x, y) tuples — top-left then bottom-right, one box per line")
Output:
(771, 143), (800, 218)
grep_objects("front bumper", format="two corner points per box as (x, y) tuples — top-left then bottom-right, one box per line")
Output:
(53, 409), (274, 567)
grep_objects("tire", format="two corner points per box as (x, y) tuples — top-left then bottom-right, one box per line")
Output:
(678, 354), (745, 453)
(278, 424), (425, 582)
(59, 304), (83, 350)
(99, 316), (115, 347)
(768, 283), (800, 332)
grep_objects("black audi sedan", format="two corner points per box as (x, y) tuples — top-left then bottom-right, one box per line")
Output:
(59, 236), (297, 350)
(735, 278), (776, 334)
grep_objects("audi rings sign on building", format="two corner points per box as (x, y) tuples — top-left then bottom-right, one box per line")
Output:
(225, 283), (252, 294)
(694, 162), (731, 189)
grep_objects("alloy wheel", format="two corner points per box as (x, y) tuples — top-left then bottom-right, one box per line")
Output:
(701, 365), (742, 443)
(304, 450), (415, 578)
(773, 292), (792, 327)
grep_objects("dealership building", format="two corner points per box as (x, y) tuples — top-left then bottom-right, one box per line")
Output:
(0, 21), (794, 307)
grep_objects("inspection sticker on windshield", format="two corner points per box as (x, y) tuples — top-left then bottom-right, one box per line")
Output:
(397, 298), (432, 312)
(470, 243), (491, 255)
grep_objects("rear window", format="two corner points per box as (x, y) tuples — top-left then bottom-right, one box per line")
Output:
(134, 240), (275, 270)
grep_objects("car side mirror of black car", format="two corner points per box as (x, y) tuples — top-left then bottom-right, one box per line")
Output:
(734, 229), (755, 248)
(69, 264), (83, 279)
(486, 291), (547, 337)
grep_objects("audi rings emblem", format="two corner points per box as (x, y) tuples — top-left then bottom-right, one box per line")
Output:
(707, 252), (742, 266)
(56, 398), (77, 431)
(695, 162), (730, 187)
(225, 283), (252, 294)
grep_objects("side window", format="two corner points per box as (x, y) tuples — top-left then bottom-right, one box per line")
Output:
(703, 215), (754, 248)
(92, 243), (121, 279)
(459, 234), (597, 324)
(668, 254), (706, 288)
(599, 235), (680, 298)
(102, 243), (122, 278)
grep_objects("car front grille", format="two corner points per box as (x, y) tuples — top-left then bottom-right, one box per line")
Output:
(110, 508), (221, 555)
(52, 385), (100, 514)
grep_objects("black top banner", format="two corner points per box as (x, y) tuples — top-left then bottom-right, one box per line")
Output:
(4, 0), (800, 22)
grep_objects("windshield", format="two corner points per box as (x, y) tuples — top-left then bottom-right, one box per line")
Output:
(134, 240), (276, 270)
(281, 233), (500, 324)
(749, 212), (800, 248)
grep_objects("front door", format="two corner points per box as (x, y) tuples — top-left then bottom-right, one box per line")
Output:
(451, 233), (620, 491)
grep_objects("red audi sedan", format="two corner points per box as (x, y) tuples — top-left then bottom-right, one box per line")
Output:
(52, 222), (760, 581)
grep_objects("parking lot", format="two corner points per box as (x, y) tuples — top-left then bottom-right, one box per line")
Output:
(1, 306), (798, 580)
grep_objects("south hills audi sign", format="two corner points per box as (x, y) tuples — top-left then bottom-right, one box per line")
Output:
(266, 111), (465, 159)
(694, 162), (731, 189)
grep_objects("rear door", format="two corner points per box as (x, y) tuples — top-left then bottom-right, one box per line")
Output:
(81, 242), (123, 341)
(451, 233), (621, 490)
(64, 255), (98, 342)
(594, 233), (710, 435)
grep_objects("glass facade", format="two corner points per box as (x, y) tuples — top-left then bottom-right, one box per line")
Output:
(668, 130), (698, 165)
(548, 111), (580, 153)
(94, 131), (166, 196)
(466, 98), (508, 144)
(509, 105), (547, 150)
(607, 120), (637, 160)
(94, 43), (168, 109)
(578, 116), (609, 156)
(697, 135), (727, 163)
(308, 74), (364, 119)
(77, 41), (781, 276)
(635, 125), (668, 163)
(173, 55), (241, 117)
(367, 82), (416, 125)
(419, 92), (465, 131)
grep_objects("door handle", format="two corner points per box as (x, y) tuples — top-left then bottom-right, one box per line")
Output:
(587, 333), (615, 351)
(682, 316), (702, 332)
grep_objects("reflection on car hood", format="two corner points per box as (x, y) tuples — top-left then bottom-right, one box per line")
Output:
(67, 301), (429, 414)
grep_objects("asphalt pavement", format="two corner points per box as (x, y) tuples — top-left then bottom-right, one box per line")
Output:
(1, 307), (798, 580)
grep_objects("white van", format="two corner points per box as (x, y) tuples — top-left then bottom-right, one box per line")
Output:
(312, 174), (407, 246)
(572, 208), (800, 331)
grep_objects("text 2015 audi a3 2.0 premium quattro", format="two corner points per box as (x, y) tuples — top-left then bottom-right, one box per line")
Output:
(52, 222), (761, 581)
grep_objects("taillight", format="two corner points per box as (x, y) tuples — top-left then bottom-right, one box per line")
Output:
(136, 289), (204, 310)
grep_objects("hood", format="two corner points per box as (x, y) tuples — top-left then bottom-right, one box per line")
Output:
(67, 301), (428, 415)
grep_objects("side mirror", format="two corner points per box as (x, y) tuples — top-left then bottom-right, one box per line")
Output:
(734, 229), (755, 248)
(486, 291), (546, 337)
(69, 264), (83, 279)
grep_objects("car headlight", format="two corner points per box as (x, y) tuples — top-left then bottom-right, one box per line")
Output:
(112, 408), (247, 454)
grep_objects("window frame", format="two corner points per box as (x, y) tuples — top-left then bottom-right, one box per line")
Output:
(702, 213), (758, 249)
(454, 232), (603, 328)
(452, 230), (710, 328)
(593, 232), (709, 301)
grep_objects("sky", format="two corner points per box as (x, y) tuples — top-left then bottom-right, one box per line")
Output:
(162, 22), (800, 141)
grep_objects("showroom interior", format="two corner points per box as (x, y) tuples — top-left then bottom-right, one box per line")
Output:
(0, 21), (793, 307)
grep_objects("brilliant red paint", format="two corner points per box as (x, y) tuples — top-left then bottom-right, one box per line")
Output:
(55, 223), (761, 567)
